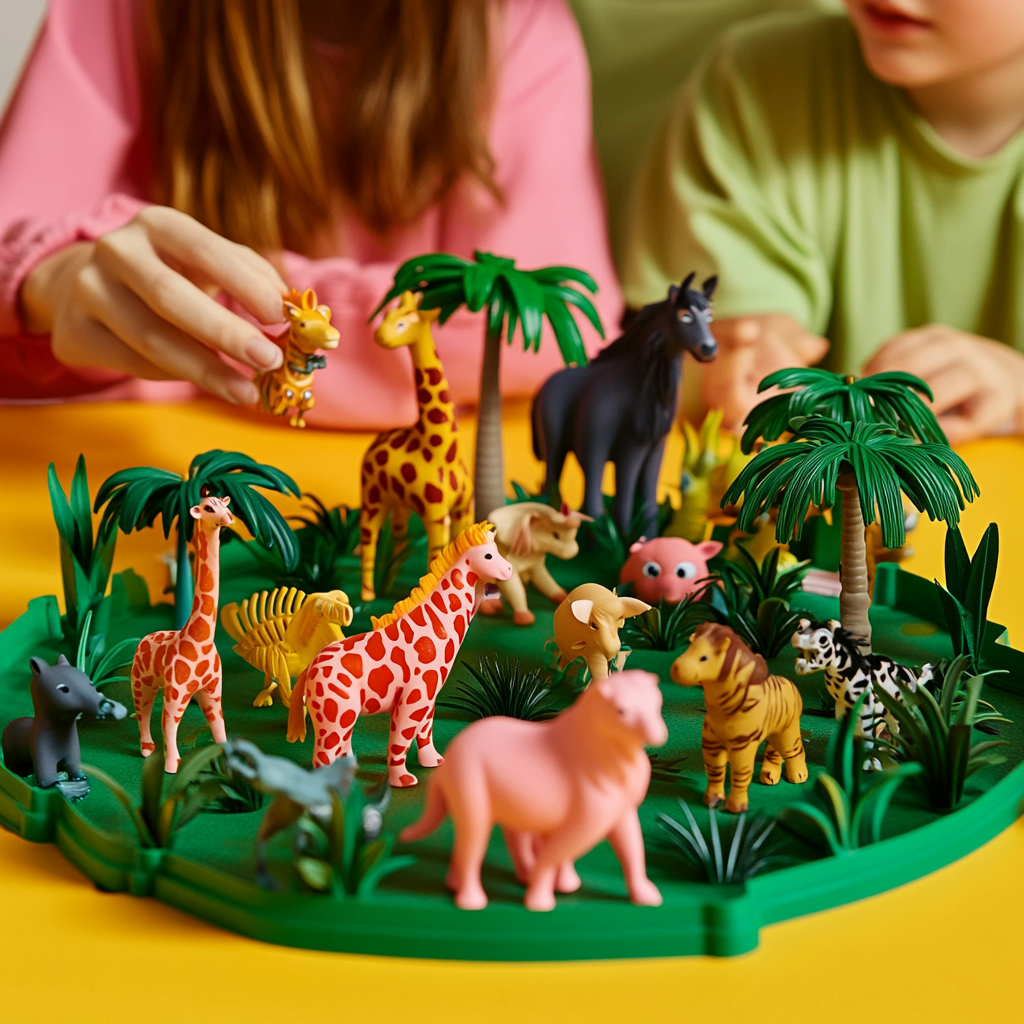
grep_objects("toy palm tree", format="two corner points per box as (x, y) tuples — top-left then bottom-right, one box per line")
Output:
(722, 418), (978, 651)
(739, 368), (947, 454)
(95, 450), (301, 628)
(373, 250), (604, 519)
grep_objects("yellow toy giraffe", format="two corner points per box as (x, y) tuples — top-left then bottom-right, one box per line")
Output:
(360, 291), (473, 601)
(256, 288), (339, 428)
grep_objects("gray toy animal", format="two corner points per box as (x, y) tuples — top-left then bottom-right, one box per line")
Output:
(2, 655), (128, 799)
(222, 737), (389, 887)
(532, 273), (718, 538)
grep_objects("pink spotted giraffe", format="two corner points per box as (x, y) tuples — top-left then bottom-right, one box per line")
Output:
(287, 522), (513, 787)
(130, 496), (233, 773)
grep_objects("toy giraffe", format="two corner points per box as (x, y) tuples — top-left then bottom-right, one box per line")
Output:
(130, 496), (233, 773)
(287, 522), (513, 787)
(256, 288), (340, 428)
(360, 290), (473, 601)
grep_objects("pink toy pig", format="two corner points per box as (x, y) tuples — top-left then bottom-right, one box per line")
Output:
(619, 537), (722, 605)
(400, 670), (668, 911)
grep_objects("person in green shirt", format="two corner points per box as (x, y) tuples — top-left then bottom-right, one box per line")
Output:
(624, 0), (1024, 443)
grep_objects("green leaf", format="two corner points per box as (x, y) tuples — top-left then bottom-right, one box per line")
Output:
(501, 269), (545, 349)
(141, 744), (166, 839)
(964, 524), (998, 659)
(296, 856), (334, 891)
(47, 462), (78, 548)
(815, 773), (851, 848)
(781, 803), (844, 856)
(81, 763), (155, 848)
(69, 454), (94, 566)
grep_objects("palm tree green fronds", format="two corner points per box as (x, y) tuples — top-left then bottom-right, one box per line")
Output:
(740, 368), (946, 452)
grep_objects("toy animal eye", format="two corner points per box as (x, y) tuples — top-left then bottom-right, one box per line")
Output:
(552, 532), (560, 539)
(396, 321), (406, 330)
(705, 312), (714, 323)
(642, 561), (661, 577)
(484, 553), (492, 559)
(675, 561), (697, 578)
(699, 656), (707, 662)
(680, 312), (693, 323)
(57, 684), (70, 692)
(590, 622), (598, 630)
(300, 321), (308, 328)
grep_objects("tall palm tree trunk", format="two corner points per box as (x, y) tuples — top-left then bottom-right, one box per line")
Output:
(474, 327), (506, 520)
(174, 526), (194, 630)
(837, 472), (872, 653)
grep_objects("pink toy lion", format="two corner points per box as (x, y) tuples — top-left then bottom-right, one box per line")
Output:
(400, 670), (668, 911)
(619, 536), (722, 605)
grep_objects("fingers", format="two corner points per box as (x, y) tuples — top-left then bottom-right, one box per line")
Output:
(136, 207), (287, 322)
(53, 314), (175, 381)
(926, 363), (979, 415)
(940, 389), (1015, 444)
(94, 228), (283, 373)
(70, 263), (261, 405)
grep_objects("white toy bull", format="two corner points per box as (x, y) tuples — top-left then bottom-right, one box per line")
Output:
(481, 502), (591, 626)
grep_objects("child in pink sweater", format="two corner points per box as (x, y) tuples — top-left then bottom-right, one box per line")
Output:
(0, 0), (621, 430)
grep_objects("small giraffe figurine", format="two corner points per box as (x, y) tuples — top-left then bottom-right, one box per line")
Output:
(360, 290), (473, 601)
(256, 288), (340, 428)
(287, 522), (513, 787)
(130, 496), (233, 773)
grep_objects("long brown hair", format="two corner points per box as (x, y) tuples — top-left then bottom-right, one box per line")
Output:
(148, 1), (497, 253)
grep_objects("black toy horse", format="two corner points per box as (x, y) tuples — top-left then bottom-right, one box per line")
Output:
(532, 273), (718, 537)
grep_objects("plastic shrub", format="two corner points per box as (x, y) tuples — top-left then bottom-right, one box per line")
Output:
(780, 692), (922, 855)
(658, 800), (794, 883)
(74, 609), (139, 689)
(440, 657), (559, 721)
(372, 512), (427, 600)
(620, 593), (717, 652)
(873, 655), (1010, 812)
(290, 494), (361, 558)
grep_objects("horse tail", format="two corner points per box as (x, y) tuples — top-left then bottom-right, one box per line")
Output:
(286, 671), (308, 744)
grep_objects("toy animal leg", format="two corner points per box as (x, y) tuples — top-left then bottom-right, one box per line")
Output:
(161, 692), (188, 773)
(498, 572), (534, 626)
(290, 390), (314, 428)
(359, 505), (387, 602)
(386, 707), (420, 787)
(634, 438), (667, 539)
(701, 720), (728, 807)
(724, 743), (758, 813)
(502, 828), (536, 884)
(760, 744), (783, 785)
(612, 446), (646, 538)
(31, 733), (61, 788)
(577, 440), (613, 522)
(449, 811), (493, 910)
(60, 729), (84, 780)
(525, 864), (560, 911)
(608, 810), (662, 906)
(776, 723), (808, 784)
(415, 716), (444, 769)
(530, 561), (567, 605)
(450, 485), (474, 537)
(555, 860), (581, 894)
(194, 677), (227, 744)
(253, 674), (278, 708)
(134, 679), (159, 757)
(423, 515), (452, 564)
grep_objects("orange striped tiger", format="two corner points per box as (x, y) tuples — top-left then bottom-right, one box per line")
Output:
(671, 622), (808, 813)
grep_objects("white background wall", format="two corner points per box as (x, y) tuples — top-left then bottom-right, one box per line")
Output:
(0, 0), (48, 117)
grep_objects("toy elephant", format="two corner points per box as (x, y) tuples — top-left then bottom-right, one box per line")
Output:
(481, 502), (591, 625)
(401, 669), (667, 911)
(2, 655), (128, 799)
(620, 536), (721, 605)
(552, 583), (650, 681)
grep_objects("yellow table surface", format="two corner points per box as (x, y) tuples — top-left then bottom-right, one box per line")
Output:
(1, 398), (1022, 1024)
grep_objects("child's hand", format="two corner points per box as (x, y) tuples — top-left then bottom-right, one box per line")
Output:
(863, 325), (1024, 444)
(19, 207), (287, 405)
(701, 314), (829, 430)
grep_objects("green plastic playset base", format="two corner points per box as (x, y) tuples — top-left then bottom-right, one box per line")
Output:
(2, 533), (1021, 961)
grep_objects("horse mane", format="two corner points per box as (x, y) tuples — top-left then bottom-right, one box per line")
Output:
(695, 622), (769, 688)
(371, 521), (493, 630)
(821, 621), (872, 672)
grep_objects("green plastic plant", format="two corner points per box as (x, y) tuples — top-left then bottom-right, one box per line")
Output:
(620, 594), (716, 652)
(739, 367), (947, 454)
(372, 513), (426, 601)
(658, 800), (794, 883)
(648, 754), (688, 785)
(872, 656), (1010, 812)
(543, 638), (591, 693)
(74, 609), (139, 689)
(95, 450), (301, 628)
(293, 781), (415, 898)
(373, 251), (604, 519)
(290, 494), (361, 559)
(780, 692), (922, 855)
(48, 455), (117, 643)
(82, 740), (224, 849)
(440, 657), (559, 722)
(704, 546), (810, 658)
(724, 415), (978, 652)
(934, 524), (999, 674)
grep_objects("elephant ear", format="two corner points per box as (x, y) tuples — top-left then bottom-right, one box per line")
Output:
(570, 599), (594, 624)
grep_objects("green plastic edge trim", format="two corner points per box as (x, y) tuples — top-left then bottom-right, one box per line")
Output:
(1, 562), (1021, 961)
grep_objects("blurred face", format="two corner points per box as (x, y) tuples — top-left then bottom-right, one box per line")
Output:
(844, 0), (1024, 87)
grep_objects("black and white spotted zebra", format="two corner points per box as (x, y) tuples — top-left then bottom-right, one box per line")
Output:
(790, 618), (933, 768)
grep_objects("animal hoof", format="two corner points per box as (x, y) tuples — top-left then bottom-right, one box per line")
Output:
(417, 750), (444, 768)
(512, 610), (536, 626)
(630, 880), (663, 907)
(253, 694), (274, 708)
(704, 792), (723, 808)
(140, 745), (155, 758)
(555, 864), (581, 893)
(525, 891), (557, 912)
(479, 598), (503, 616)
(361, 587), (376, 603)
(455, 888), (488, 910)
(389, 770), (419, 788)
(164, 759), (180, 774)
(760, 772), (780, 786)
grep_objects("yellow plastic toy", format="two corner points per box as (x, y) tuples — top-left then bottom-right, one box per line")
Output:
(256, 288), (340, 428)
(220, 587), (353, 707)
(359, 290), (473, 601)
(670, 622), (808, 812)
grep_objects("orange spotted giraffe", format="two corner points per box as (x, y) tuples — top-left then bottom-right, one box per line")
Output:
(287, 522), (513, 787)
(130, 496), (233, 773)
(360, 290), (473, 601)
